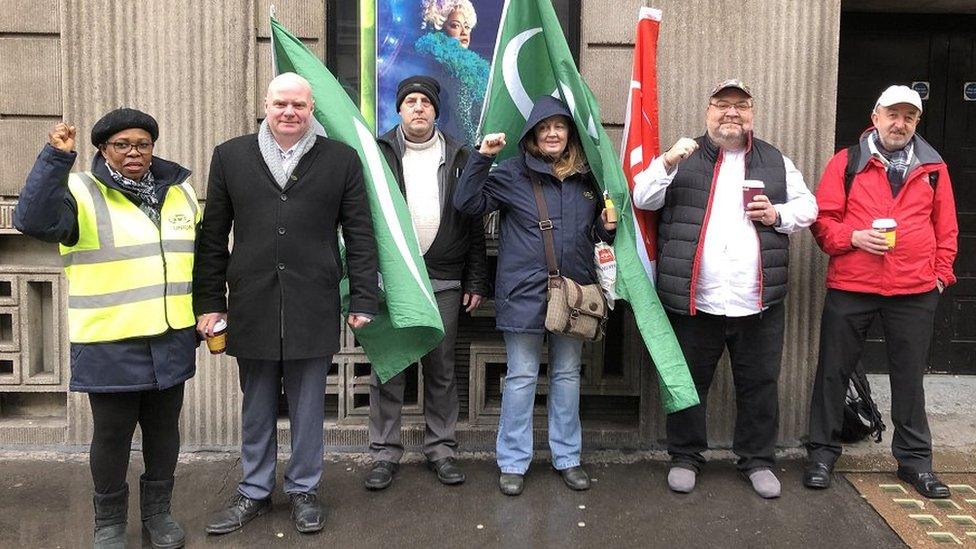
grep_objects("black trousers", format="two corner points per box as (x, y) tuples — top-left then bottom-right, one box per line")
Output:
(666, 303), (784, 472)
(88, 383), (185, 494)
(807, 289), (939, 471)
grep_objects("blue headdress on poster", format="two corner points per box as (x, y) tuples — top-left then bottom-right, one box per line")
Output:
(415, 0), (490, 145)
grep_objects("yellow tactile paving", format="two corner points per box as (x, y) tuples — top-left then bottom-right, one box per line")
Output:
(847, 473), (976, 547)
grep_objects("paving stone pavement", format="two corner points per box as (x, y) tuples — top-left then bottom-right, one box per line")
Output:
(0, 456), (905, 548)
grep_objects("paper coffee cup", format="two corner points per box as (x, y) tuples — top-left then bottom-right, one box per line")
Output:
(872, 218), (897, 248)
(742, 180), (765, 209)
(206, 318), (227, 354)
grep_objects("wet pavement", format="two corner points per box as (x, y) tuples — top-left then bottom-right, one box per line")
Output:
(0, 455), (904, 548)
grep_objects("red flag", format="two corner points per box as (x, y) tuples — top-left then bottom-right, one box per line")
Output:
(621, 7), (662, 280)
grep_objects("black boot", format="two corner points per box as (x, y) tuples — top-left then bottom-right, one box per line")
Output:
(140, 475), (186, 548)
(93, 484), (128, 549)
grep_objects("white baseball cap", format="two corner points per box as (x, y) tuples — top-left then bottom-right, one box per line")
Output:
(875, 85), (923, 113)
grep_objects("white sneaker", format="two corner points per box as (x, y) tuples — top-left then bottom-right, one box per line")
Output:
(667, 466), (696, 493)
(747, 468), (781, 499)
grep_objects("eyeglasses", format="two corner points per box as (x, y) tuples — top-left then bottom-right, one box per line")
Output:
(709, 101), (753, 113)
(104, 141), (154, 154)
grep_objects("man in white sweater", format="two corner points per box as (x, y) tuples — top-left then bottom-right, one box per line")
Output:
(367, 75), (489, 490)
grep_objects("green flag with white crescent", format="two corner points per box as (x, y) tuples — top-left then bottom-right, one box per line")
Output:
(271, 16), (444, 383)
(479, 0), (698, 413)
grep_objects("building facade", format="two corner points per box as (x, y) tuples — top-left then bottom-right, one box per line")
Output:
(0, 0), (972, 451)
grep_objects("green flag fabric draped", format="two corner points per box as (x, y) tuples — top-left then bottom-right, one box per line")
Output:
(478, 0), (698, 413)
(271, 17), (444, 383)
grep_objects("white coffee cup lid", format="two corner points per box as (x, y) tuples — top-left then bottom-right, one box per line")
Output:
(743, 179), (765, 188)
(214, 318), (227, 331)
(872, 218), (897, 229)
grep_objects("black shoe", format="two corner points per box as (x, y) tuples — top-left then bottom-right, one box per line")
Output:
(499, 473), (524, 496)
(364, 461), (399, 491)
(428, 457), (466, 485)
(897, 468), (951, 499)
(205, 493), (271, 535)
(557, 466), (591, 491)
(803, 462), (832, 489)
(93, 484), (128, 549)
(288, 492), (325, 533)
(140, 475), (186, 548)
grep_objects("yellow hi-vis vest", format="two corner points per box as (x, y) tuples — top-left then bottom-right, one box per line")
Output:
(59, 172), (200, 343)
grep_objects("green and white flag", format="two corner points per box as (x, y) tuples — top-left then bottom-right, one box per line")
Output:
(479, 0), (698, 413)
(271, 17), (444, 382)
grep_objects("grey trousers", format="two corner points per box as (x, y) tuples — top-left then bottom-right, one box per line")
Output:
(368, 288), (461, 463)
(237, 357), (329, 500)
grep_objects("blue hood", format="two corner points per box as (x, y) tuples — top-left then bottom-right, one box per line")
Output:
(518, 95), (574, 146)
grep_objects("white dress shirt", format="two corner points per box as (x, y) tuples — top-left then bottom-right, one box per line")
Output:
(632, 148), (818, 317)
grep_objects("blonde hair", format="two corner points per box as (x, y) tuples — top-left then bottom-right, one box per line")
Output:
(524, 122), (587, 181)
(421, 0), (477, 30)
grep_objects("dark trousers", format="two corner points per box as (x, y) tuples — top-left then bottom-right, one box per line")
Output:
(666, 304), (784, 472)
(237, 357), (329, 499)
(368, 289), (461, 462)
(807, 289), (939, 471)
(88, 383), (185, 494)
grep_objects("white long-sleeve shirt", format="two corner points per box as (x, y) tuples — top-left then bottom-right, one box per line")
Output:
(632, 150), (818, 317)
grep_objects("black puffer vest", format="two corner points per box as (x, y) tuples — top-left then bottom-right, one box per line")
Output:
(656, 133), (790, 315)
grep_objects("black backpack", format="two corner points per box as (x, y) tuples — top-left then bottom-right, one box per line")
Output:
(839, 360), (886, 443)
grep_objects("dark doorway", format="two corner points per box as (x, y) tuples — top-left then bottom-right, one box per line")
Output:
(836, 12), (976, 375)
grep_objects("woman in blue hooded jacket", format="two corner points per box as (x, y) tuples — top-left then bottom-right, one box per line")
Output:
(454, 96), (615, 496)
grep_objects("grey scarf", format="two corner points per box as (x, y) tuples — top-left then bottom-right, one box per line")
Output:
(105, 160), (160, 225)
(257, 119), (317, 188)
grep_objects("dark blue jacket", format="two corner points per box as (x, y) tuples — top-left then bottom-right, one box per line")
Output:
(13, 144), (197, 393)
(453, 97), (614, 333)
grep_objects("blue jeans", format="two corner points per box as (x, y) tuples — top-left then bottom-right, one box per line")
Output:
(497, 332), (583, 475)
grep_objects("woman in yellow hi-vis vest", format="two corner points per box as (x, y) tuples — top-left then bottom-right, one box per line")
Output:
(14, 109), (198, 549)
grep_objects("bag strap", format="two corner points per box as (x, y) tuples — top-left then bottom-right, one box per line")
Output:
(529, 170), (560, 277)
(843, 144), (860, 196)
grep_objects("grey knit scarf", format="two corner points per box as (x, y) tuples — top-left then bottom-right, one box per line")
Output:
(257, 119), (317, 188)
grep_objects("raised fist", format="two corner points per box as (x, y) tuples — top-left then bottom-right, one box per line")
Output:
(479, 133), (507, 156)
(49, 123), (77, 153)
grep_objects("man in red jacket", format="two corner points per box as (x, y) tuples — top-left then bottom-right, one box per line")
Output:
(804, 85), (958, 499)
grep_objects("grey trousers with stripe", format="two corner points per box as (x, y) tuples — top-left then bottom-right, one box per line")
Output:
(236, 356), (329, 500)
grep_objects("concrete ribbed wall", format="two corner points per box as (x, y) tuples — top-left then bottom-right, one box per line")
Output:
(581, 0), (841, 445)
(6, 0), (842, 450)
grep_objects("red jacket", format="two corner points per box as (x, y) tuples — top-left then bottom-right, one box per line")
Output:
(812, 132), (957, 295)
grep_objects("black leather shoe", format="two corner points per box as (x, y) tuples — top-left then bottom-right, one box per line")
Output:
(428, 457), (466, 485)
(499, 473), (524, 496)
(557, 466), (591, 491)
(803, 462), (832, 489)
(897, 468), (951, 499)
(205, 493), (271, 535)
(289, 492), (325, 533)
(140, 475), (185, 548)
(364, 461), (399, 491)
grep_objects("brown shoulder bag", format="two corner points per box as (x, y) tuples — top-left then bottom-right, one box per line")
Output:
(530, 172), (608, 341)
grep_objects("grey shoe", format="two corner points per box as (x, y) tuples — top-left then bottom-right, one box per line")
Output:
(746, 468), (781, 499)
(667, 467), (696, 493)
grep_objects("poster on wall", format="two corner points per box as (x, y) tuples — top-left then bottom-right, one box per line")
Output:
(372, 0), (504, 145)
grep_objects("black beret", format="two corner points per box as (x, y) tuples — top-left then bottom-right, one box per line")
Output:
(396, 75), (441, 118)
(90, 108), (159, 146)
